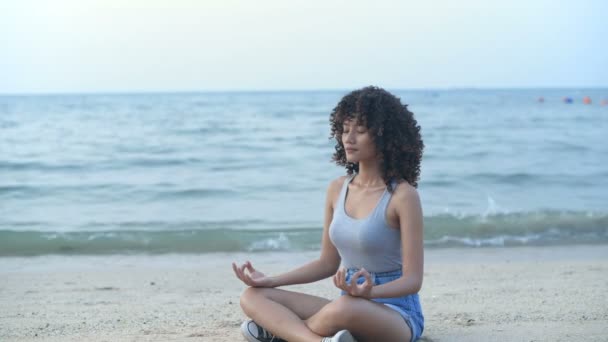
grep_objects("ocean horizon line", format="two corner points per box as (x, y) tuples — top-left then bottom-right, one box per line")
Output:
(2, 86), (607, 97)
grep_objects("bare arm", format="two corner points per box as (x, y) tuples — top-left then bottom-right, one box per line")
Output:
(368, 184), (424, 298)
(233, 177), (344, 287)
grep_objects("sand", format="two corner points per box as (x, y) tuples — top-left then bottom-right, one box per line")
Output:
(1, 245), (607, 342)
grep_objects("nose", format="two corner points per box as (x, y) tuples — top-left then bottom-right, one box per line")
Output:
(343, 130), (355, 143)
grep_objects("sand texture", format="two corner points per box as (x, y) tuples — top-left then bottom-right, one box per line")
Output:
(1, 245), (607, 341)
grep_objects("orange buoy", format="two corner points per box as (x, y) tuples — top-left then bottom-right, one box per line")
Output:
(583, 96), (592, 104)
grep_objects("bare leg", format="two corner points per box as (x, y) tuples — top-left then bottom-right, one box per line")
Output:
(305, 295), (412, 342)
(240, 287), (332, 342)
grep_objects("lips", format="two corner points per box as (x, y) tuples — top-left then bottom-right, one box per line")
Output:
(345, 147), (357, 152)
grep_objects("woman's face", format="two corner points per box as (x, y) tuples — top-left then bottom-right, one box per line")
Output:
(341, 118), (378, 163)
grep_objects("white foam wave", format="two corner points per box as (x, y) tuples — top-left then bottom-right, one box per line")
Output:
(247, 233), (291, 251)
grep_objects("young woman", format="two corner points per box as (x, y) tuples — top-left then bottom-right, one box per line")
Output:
(232, 86), (425, 342)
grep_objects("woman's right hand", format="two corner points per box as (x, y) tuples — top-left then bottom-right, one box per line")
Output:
(232, 260), (276, 287)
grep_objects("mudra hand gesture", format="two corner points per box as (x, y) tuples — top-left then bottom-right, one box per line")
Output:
(232, 260), (275, 288)
(333, 267), (373, 298)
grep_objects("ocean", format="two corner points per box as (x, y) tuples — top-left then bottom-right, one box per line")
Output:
(1, 89), (607, 256)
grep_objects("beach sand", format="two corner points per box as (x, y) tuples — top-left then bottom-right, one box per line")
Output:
(1, 245), (607, 342)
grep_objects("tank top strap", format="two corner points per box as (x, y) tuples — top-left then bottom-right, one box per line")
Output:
(389, 178), (398, 191)
(373, 178), (398, 218)
(336, 175), (355, 210)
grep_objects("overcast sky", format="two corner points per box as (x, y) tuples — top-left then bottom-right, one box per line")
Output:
(1, 0), (607, 93)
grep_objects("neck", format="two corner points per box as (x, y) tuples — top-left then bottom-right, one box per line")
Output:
(354, 160), (384, 187)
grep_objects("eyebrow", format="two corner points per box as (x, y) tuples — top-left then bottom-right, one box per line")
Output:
(343, 122), (366, 127)
(343, 119), (363, 126)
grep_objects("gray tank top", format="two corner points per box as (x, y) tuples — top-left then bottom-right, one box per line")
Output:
(329, 175), (402, 273)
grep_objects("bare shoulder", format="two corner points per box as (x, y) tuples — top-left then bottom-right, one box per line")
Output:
(328, 175), (348, 195)
(326, 176), (348, 205)
(329, 175), (348, 190)
(386, 180), (422, 229)
(392, 180), (421, 205)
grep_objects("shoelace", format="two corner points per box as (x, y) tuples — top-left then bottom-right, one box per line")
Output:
(257, 325), (284, 342)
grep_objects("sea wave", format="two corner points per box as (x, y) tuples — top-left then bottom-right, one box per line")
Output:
(1, 210), (606, 256)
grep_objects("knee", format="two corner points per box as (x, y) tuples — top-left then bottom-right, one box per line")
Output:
(239, 287), (268, 314)
(318, 295), (362, 326)
(307, 296), (363, 335)
(239, 287), (258, 309)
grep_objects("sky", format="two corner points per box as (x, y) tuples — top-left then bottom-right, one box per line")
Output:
(1, 0), (607, 94)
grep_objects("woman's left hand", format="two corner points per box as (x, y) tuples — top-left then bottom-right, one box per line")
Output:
(333, 267), (373, 299)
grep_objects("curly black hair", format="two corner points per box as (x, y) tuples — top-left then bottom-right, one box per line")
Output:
(329, 86), (424, 189)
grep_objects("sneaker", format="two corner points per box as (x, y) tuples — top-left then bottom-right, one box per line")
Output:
(321, 329), (356, 342)
(240, 319), (287, 342)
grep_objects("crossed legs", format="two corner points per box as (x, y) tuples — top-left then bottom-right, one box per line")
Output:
(240, 287), (412, 342)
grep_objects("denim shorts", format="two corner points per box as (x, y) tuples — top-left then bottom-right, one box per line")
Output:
(341, 268), (424, 342)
